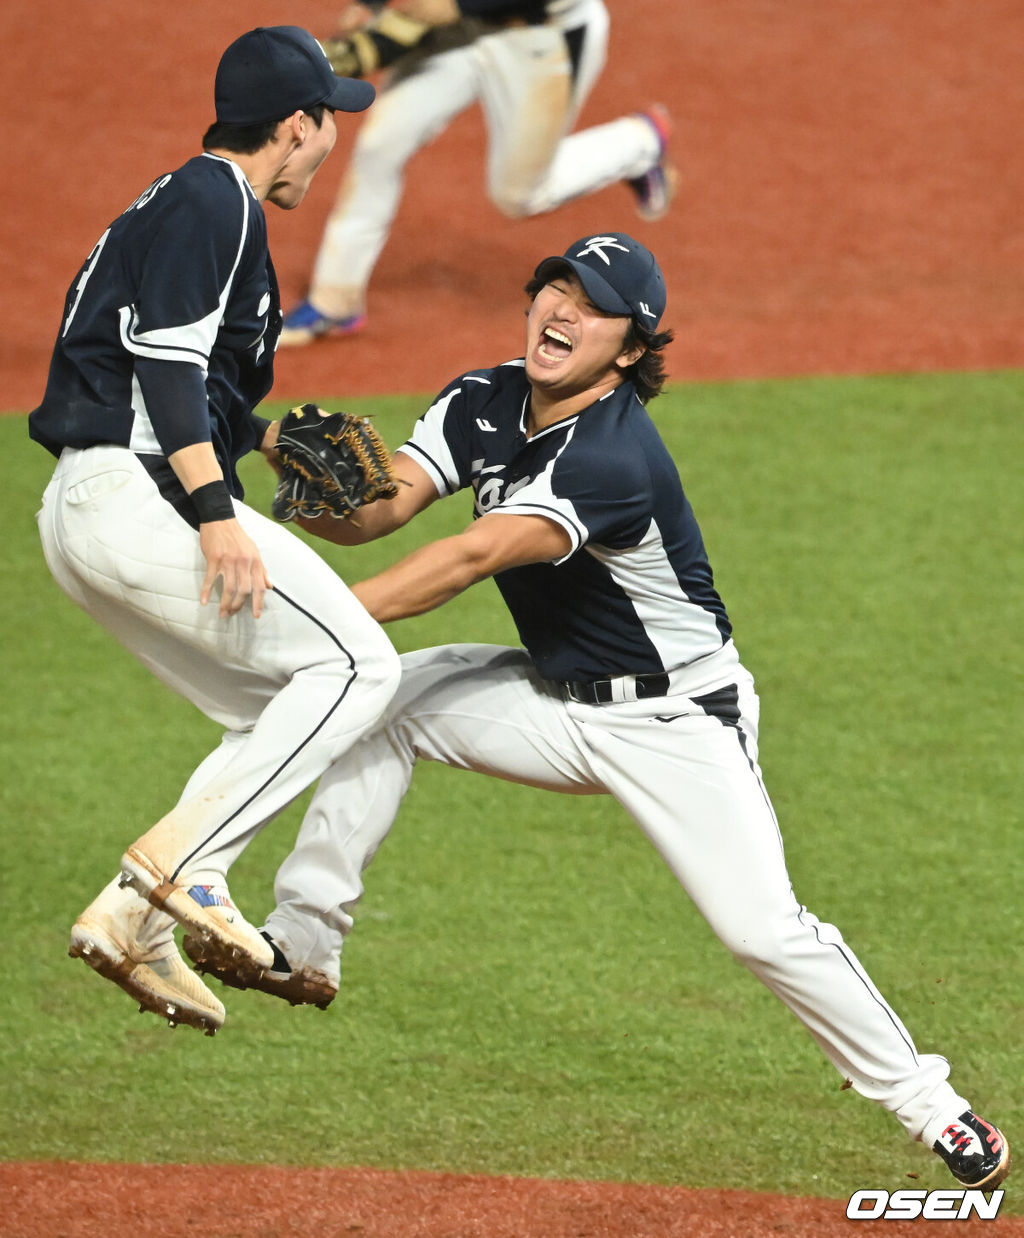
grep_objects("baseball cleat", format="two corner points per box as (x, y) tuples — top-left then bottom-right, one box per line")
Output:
(119, 847), (275, 976)
(278, 299), (366, 347)
(183, 929), (337, 1010)
(932, 1111), (1010, 1189)
(626, 104), (678, 223)
(70, 914), (224, 1035)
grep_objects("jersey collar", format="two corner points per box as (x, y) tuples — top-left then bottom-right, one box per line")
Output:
(201, 151), (259, 201)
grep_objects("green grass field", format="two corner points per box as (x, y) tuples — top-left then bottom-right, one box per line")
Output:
(1, 370), (1020, 1203)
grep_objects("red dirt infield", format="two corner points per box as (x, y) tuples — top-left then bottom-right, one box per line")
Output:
(2, 1162), (1022, 1238)
(3, 1), (1020, 1234)
(5, 0), (1024, 415)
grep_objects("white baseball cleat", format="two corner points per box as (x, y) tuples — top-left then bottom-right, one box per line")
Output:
(119, 847), (275, 976)
(69, 884), (225, 1035)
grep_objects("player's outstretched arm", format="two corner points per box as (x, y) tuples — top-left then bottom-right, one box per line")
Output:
(295, 449), (438, 545)
(352, 511), (571, 622)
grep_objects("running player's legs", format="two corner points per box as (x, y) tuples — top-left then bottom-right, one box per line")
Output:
(261, 640), (972, 1138)
(480, 10), (657, 216)
(308, 48), (481, 319)
(573, 673), (967, 1140)
(265, 643), (601, 971)
(476, 25), (573, 217)
(38, 446), (400, 885)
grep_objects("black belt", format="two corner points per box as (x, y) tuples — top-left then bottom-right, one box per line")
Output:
(561, 671), (671, 706)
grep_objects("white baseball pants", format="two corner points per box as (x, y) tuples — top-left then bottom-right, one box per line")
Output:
(266, 642), (968, 1143)
(36, 445), (400, 886)
(309, 1), (663, 318)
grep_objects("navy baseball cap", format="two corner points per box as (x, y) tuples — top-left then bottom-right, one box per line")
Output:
(215, 26), (375, 126)
(534, 233), (666, 328)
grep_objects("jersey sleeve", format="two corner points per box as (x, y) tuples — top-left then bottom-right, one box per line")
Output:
(119, 175), (257, 371)
(493, 425), (653, 563)
(396, 375), (477, 496)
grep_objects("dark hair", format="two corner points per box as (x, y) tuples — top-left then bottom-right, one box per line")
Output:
(202, 103), (328, 154)
(523, 274), (674, 404)
(622, 319), (674, 404)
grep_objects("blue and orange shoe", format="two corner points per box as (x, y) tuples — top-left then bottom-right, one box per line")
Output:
(278, 299), (366, 347)
(626, 104), (678, 223)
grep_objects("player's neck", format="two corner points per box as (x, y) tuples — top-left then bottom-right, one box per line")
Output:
(206, 136), (293, 204)
(526, 379), (623, 436)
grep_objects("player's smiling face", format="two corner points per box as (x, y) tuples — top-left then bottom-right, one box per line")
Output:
(525, 274), (642, 411)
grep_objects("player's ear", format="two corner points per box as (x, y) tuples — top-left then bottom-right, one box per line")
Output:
(280, 110), (307, 144)
(615, 319), (646, 371)
(615, 341), (646, 371)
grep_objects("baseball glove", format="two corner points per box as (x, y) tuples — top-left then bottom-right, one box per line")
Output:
(322, 9), (489, 80)
(322, 9), (431, 78)
(271, 403), (401, 522)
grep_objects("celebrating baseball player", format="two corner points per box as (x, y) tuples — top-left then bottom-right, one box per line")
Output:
(279, 0), (675, 344)
(29, 27), (403, 1036)
(196, 231), (1009, 1189)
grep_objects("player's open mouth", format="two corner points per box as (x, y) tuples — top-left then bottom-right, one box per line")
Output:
(538, 326), (573, 359)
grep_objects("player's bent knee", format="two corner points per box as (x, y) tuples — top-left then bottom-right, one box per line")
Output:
(311, 638), (401, 743)
(358, 641), (402, 706)
(491, 197), (531, 221)
(488, 187), (550, 220)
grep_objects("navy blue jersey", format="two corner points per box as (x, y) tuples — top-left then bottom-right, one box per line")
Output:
(29, 153), (279, 499)
(400, 360), (732, 682)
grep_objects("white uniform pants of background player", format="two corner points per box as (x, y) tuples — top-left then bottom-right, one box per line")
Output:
(266, 641), (970, 1145)
(309, 0), (663, 320)
(36, 445), (400, 895)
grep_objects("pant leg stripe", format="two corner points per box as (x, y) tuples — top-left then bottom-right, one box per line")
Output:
(169, 586), (360, 880)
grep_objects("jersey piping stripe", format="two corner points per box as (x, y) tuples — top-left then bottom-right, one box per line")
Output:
(406, 385), (466, 493)
(119, 158), (253, 370)
(690, 684), (786, 849)
(488, 501), (586, 554)
(522, 413), (581, 443)
(399, 439), (456, 496)
(119, 304), (215, 368)
(686, 650), (920, 1067)
(690, 694), (918, 1063)
(168, 586), (359, 882)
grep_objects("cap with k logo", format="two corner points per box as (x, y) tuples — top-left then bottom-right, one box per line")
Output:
(533, 232), (666, 328)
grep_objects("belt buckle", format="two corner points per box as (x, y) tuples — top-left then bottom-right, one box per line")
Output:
(563, 679), (605, 705)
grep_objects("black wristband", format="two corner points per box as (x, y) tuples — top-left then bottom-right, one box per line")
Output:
(191, 480), (235, 524)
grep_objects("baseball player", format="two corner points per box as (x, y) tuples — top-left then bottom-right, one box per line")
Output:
(279, 0), (674, 344)
(29, 27), (401, 1035)
(197, 232), (1009, 1189)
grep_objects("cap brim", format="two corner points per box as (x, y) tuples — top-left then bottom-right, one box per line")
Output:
(325, 76), (375, 113)
(533, 256), (633, 317)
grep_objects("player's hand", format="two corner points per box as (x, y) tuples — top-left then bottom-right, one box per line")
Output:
(389, 0), (459, 27)
(199, 518), (272, 618)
